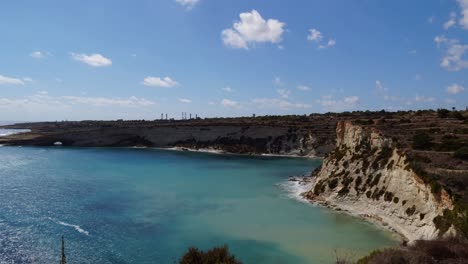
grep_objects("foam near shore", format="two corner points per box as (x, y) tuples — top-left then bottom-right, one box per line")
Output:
(277, 177), (314, 203)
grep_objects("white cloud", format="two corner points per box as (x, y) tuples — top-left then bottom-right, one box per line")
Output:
(71, 53), (112, 67)
(297, 85), (311, 91)
(30, 51), (45, 59)
(222, 86), (234, 92)
(434, 36), (468, 71)
(446, 83), (465, 94)
(318, 40), (336, 49)
(409, 49), (417, 54)
(221, 99), (240, 108)
(415, 96), (435, 103)
(0, 75), (25, 85)
(252, 98), (311, 110)
(457, 0), (468, 29)
(375, 80), (388, 94)
(142, 76), (179, 88)
(317, 96), (360, 111)
(22, 77), (33, 82)
(0, 92), (155, 108)
(307, 29), (323, 42)
(343, 96), (359, 105)
(308, 28), (336, 49)
(175, 0), (199, 10)
(178, 98), (192, 103)
(222, 10), (285, 49)
(61, 95), (155, 107)
(277, 89), (290, 99)
(444, 12), (457, 30)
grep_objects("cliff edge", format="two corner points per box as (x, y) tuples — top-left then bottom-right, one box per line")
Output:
(304, 121), (466, 241)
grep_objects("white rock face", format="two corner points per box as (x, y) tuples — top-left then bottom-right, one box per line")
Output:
(306, 121), (454, 242)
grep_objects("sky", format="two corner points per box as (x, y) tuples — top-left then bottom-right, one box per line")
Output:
(0, 0), (467, 121)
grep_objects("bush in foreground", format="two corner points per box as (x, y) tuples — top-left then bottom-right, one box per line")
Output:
(179, 245), (242, 264)
(356, 238), (468, 264)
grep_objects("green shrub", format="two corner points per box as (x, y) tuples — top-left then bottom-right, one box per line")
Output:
(179, 245), (242, 264)
(437, 108), (450, 118)
(406, 205), (416, 216)
(328, 178), (339, 189)
(384, 192), (394, 202)
(454, 147), (468, 160)
(412, 132), (433, 150)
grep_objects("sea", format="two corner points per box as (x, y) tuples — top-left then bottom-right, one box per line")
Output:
(0, 129), (397, 263)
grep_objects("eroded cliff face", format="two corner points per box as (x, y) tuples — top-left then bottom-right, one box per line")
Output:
(0, 125), (335, 157)
(304, 121), (455, 241)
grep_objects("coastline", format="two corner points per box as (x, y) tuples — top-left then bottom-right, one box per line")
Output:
(284, 176), (406, 243)
(157, 146), (320, 159)
(275, 170), (406, 244)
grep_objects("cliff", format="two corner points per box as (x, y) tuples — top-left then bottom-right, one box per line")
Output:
(0, 119), (337, 157)
(304, 121), (461, 241)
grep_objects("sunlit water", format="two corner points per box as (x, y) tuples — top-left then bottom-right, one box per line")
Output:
(0, 146), (398, 263)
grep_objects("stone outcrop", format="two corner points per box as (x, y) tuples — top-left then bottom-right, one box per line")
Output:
(0, 122), (335, 157)
(304, 121), (456, 241)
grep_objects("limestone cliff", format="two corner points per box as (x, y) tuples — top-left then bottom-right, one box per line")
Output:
(304, 121), (456, 241)
(0, 124), (335, 157)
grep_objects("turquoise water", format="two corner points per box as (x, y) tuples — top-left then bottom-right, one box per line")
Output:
(0, 147), (397, 263)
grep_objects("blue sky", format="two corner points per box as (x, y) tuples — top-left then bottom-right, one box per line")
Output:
(0, 0), (467, 121)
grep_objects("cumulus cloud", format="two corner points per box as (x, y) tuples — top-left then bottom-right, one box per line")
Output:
(447, 83), (465, 94)
(221, 99), (240, 108)
(142, 76), (179, 88)
(434, 36), (468, 71)
(444, 12), (457, 30)
(297, 85), (311, 91)
(178, 98), (192, 103)
(0, 75), (25, 85)
(308, 28), (336, 49)
(175, 0), (199, 10)
(458, 0), (468, 29)
(307, 29), (323, 42)
(71, 53), (112, 67)
(30, 51), (45, 59)
(222, 10), (285, 49)
(252, 98), (311, 110)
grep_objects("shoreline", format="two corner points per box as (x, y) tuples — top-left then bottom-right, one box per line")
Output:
(285, 176), (407, 243)
(156, 146), (321, 159)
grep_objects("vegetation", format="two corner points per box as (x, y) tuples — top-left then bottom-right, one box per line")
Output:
(179, 245), (242, 264)
(356, 238), (468, 264)
(454, 147), (468, 161)
(412, 132), (433, 150)
(437, 108), (451, 118)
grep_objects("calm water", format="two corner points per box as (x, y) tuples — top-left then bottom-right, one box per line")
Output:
(0, 146), (397, 263)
